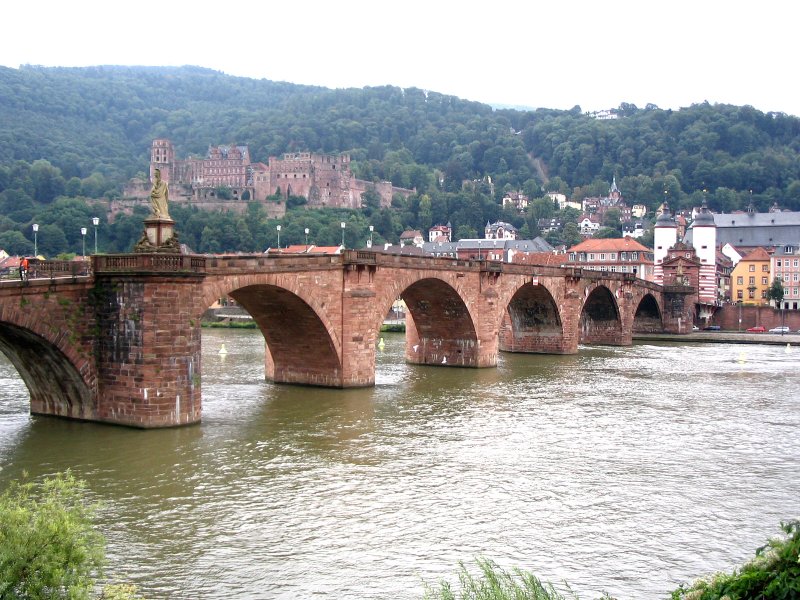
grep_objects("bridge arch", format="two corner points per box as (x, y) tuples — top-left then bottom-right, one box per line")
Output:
(633, 293), (663, 333)
(0, 307), (96, 421)
(200, 277), (341, 386)
(373, 274), (481, 367)
(498, 281), (566, 353)
(580, 284), (624, 345)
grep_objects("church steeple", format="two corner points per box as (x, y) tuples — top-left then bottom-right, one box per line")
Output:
(609, 176), (621, 200)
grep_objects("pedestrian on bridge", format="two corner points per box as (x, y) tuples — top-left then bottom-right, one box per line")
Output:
(19, 256), (29, 282)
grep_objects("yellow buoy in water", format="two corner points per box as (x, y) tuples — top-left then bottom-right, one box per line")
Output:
(218, 343), (228, 356)
(378, 337), (385, 351)
(737, 351), (746, 364)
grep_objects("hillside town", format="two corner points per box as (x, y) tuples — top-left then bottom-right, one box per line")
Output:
(3, 140), (800, 331)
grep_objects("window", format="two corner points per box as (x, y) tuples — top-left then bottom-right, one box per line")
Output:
(569, 253), (576, 261)
(737, 290), (743, 299)
(794, 259), (799, 267)
(737, 276), (743, 285)
(749, 276), (755, 285)
(610, 253), (617, 260)
(600, 254), (606, 260)
(762, 264), (769, 272)
(631, 252), (638, 260)
(762, 290), (768, 299)
(589, 254), (595, 260)
(777, 260), (782, 267)
(748, 289), (755, 299)
(762, 277), (768, 285)
(749, 264), (755, 272)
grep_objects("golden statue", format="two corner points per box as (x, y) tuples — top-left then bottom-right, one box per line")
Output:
(149, 168), (171, 219)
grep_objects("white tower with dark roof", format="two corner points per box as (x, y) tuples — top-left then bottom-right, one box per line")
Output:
(653, 202), (677, 285)
(688, 199), (718, 303)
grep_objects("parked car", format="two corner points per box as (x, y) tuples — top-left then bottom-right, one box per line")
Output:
(746, 326), (766, 333)
(768, 326), (790, 333)
(703, 325), (721, 331)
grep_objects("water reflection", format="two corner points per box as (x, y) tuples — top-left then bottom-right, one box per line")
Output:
(0, 331), (798, 599)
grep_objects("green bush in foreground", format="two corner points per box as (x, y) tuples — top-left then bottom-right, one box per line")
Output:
(422, 558), (612, 600)
(670, 520), (800, 600)
(0, 470), (104, 599)
(0, 470), (144, 600)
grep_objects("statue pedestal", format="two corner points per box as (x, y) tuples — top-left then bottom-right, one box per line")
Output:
(135, 217), (181, 254)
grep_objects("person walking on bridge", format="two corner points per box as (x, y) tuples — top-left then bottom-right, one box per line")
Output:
(19, 256), (29, 282)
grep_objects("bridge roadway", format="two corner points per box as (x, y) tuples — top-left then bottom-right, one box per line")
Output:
(0, 251), (695, 428)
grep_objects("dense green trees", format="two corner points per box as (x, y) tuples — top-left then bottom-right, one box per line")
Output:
(1, 65), (800, 254)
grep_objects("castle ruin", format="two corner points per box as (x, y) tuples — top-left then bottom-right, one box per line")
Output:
(121, 139), (412, 217)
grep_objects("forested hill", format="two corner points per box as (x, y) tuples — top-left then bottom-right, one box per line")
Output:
(3, 64), (800, 214)
(2, 65), (800, 257)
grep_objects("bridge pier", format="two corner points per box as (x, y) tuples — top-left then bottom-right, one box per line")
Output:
(94, 269), (205, 428)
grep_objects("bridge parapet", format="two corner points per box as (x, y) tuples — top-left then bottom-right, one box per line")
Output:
(94, 254), (206, 273)
(29, 258), (90, 279)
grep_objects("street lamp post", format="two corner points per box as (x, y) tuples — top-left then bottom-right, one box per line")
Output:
(92, 217), (99, 254)
(276, 224), (281, 249)
(80, 227), (87, 258)
(304, 227), (309, 246)
(340, 221), (346, 248)
(738, 300), (742, 332)
(32, 223), (38, 257)
(368, 225), (374, 248)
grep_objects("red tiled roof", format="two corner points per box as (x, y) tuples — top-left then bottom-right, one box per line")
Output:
(741, 247), (771, 261)
(307, 246), (342, 255)
(281, 245), (314, 253)
(567, 237), (651, 253)
(512, 252), (564, 266)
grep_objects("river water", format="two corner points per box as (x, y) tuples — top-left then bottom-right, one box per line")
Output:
(0, 330), (798, 599)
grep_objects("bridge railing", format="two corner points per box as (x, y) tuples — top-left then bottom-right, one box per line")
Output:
(93, 254), (206, 273)
(27, 258), (91, 279)
(344, 250), (378, 265)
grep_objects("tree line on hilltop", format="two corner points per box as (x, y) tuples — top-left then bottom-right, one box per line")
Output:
(1, 65), (799, 256)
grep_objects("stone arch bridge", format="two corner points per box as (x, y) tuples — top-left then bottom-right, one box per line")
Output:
(0, 252), (695, 428)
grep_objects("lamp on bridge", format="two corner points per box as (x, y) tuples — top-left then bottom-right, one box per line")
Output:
(276, 224), (281, 249)
(80, 227), (87, 259)
(304, 227), (309, 246)
(341, 221), (346, 249)
(32, 223), (38, 257)
(92, 217), (99, 254)
(368, 225), (374, 248)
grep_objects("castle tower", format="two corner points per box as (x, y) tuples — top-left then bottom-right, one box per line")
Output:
(688, 199), (717, 303)
(653, 201), (677, 285)
(151, 139), (175, 183)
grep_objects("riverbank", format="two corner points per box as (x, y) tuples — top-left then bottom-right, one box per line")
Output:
(201, 316), (794, 345)
(635, 331), (800, 345)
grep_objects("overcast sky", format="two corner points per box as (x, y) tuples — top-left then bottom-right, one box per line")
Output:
(2, 0), (797, 117)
